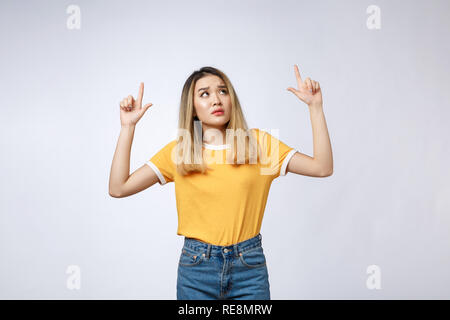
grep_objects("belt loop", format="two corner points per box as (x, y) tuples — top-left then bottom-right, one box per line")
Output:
(233, 244), (239, 258)
(206, 244), (211, 258)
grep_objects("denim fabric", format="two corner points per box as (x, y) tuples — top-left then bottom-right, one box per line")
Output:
(177, 233), (270, 300)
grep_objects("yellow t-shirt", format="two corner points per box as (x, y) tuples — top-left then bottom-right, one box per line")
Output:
(145, 128), (297, 246)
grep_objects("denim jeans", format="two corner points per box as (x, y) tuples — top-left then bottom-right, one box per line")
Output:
(177, 233), (270, 300)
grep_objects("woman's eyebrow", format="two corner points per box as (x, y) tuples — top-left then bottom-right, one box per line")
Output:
(198, 85), (227, 92)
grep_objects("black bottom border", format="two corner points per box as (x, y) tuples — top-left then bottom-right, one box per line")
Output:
(1, 299), (449, 318)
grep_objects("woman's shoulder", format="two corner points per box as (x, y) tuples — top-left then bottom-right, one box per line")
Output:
(249, 127), (270, 135)
(249, 127), (262, 136)
(154, 139), (178, 154)
(249, 127), (270, 141)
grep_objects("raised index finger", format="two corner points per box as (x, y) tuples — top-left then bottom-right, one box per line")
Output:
(137, 82), (144, 104)
(294, 65), (303, 88)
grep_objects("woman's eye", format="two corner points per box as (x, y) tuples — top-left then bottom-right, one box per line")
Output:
(201, 89), (227, 97)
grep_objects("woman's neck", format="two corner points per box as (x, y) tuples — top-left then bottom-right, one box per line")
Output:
(202, 125), (227, 145)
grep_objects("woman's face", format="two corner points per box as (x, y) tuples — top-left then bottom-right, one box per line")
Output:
(193, 75), (231, 132)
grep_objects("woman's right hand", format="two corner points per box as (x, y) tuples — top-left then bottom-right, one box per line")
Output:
(119, 82), (153, 127)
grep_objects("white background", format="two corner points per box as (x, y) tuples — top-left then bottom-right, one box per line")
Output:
(0, 0), (449, 299)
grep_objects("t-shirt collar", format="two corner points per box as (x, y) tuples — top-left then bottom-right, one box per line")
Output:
(202, 143), (231, 150)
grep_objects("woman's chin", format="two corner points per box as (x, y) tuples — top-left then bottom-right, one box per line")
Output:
(205, 118), (229, 126)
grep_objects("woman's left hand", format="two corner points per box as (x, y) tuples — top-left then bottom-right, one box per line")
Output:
(287, 64), (323, 106)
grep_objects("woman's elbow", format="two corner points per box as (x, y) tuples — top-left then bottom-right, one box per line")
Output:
(108, 187), (123, 198)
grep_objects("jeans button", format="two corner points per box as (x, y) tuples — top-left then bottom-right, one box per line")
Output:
(223, 248), (229, 253)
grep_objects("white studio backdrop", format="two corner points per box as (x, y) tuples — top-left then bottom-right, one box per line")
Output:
(0, 0), (449, 299)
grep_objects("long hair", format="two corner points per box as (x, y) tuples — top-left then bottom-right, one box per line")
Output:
(175, 66), (261, 176)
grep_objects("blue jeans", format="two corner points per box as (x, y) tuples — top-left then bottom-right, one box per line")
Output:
(177, 233), (270, 300)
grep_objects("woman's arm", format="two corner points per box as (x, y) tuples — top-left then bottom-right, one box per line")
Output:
(287, 103), (333, 177)
(286, 65), (333, 177)
(108, 83), (158, 197)
(109, 125), (159, 198)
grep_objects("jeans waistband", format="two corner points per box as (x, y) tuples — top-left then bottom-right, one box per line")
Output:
(183, 233), (263, 258)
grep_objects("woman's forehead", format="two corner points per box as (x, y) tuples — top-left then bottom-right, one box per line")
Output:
(195, 75), (225, 88)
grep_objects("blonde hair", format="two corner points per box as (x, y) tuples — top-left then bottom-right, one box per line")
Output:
(175, 66), (262, 176)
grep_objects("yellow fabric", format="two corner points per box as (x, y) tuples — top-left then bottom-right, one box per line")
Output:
(147, 128), (296, 246)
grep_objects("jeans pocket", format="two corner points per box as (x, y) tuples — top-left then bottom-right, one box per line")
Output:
(239, 246), (266, 268)
(178, 247), (205, 267)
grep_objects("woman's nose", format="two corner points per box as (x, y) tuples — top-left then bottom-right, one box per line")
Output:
(212, 93), (221, 104)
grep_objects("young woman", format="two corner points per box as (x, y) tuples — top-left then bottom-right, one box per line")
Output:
(109, 65), (333, 300)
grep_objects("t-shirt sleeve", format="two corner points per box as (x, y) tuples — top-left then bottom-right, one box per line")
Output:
(252, 128), (298, 179)
(145, 140), (177, 185)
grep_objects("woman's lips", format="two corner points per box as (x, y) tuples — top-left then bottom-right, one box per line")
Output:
(212, 111), (224, 116)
